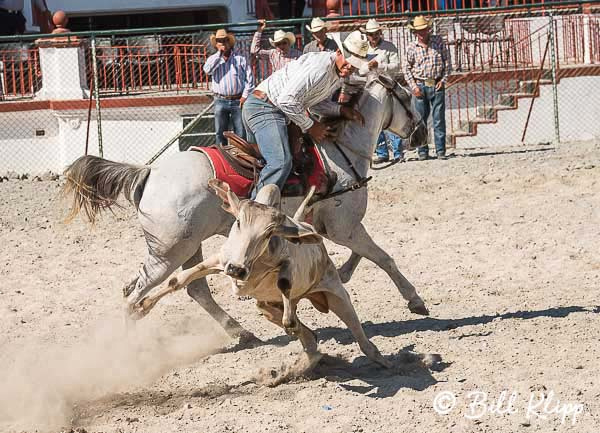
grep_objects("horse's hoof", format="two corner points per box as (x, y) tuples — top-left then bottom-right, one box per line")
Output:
(236, 331), (264, 349)
(408, 300), (429, 316)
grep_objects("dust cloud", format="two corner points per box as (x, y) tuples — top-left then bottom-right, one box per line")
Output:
(0, 313), (227, 431)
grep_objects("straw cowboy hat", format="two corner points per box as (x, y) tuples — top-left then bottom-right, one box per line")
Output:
(360, 18), (383, 34)
(210, 28), (235, 47)
(408, 15), (432, 31)
(269, 29), (296, 47)
(306, 17), (328, 33)
(332, 30), (369, 69)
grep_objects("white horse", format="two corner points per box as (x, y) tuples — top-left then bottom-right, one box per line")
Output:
(63, 77), (429, 345)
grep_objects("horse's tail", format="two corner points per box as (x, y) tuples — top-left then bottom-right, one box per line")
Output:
(62, 155), (151, 224)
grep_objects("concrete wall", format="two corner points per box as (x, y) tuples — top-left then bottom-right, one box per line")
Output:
(0, 102), (209, 174)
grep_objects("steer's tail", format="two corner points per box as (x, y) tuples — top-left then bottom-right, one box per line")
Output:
(62, 155), (151, 224)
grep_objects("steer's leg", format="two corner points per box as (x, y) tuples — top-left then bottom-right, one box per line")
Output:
(319, 272), (392, 368)
(257, 301), (321, 368)
(184, 245), (260, 345)
(130, 254), (221, 319)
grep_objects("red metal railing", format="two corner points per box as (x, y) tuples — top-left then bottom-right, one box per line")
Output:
(310, 0), (551, 15)
(91, 43), (211, 94)
(0, 46), (41, 99)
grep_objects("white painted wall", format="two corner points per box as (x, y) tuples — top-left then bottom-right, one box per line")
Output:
(0, 102), (210, 174)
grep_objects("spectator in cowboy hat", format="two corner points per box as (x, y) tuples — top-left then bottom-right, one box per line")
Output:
(203, 28), (255, 145)
(243, 31), (368, 197)
(251, 19), (301, 72)
(358, 18), (403, 164)
(303, 17), (337, 54)
(404, 15), (451, 160)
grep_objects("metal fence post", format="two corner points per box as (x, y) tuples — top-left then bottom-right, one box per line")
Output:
(90, 34), (104, 157)
(548, 13), (560, 144)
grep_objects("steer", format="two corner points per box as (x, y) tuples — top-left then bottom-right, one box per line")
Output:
(131, 179), (392, 370)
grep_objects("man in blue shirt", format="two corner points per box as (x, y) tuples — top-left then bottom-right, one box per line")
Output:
(204, 29), (255, 144)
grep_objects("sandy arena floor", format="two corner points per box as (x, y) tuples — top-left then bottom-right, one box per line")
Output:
(1, 141), (599, 433)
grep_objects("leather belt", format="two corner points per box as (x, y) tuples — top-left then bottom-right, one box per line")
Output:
(214, 93), (242, 100)
(416, 78), (441, 87)
(252, 89), (273, 105)
(0, 8), (19, 13)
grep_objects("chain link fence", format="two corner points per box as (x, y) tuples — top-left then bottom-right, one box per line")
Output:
(0, 2), (598, 175)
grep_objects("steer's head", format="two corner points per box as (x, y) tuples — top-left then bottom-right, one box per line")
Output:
(209, 179), (322, 281)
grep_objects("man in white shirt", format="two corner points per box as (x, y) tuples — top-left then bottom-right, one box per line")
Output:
(242, 31), (369, 197)
(358, 19), (404, 164)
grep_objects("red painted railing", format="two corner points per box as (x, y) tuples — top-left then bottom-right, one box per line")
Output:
(310, 0), (550, 15)
(91, 43), (211, 94)
(0, 46), (41, 99)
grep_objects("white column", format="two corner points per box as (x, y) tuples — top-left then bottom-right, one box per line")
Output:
(35, 40), (90, 100)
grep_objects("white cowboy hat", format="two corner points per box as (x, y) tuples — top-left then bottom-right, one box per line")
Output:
(210, 28), (236, 47)
(269, 30), (296, 47)
(306, 17), (328, 33)
(332, 30), (369, 69)
(408, 15), (432, 31)
(360, 18), (383, 34)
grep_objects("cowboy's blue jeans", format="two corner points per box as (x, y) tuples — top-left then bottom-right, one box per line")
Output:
(242, 94), (292, 198)
(375, 131), (403, 160)
(214, 97), (246, 145)
(414, 84), (446, 157)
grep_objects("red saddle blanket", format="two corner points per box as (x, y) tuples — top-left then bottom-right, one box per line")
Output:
(190, 145), (329, 198)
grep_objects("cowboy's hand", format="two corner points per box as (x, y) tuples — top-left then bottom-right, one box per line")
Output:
(308, 121), (335, 142)
(368, 59), (379, 70)
(239, 97), (246, 107)
(258, 19), (267, 31)
(340, 106), (365, 126)
(412, 86), (424, 98)
(435, 81), (445, 91)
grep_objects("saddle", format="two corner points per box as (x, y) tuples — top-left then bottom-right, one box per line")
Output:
(209, 124), (336, 198)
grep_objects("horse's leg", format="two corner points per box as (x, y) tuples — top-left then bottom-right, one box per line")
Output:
(184, 245), (260, 344)
(338, 252), (362, 284)
(324, 217), (429, 316)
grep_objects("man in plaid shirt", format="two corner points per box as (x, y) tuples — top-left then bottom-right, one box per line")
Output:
(404, 15), (452, 160)
(251, 19), (302, 72)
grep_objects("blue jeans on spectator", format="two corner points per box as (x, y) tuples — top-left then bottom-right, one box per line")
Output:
(242, 94), (292, 198)
(375, 131), (403, 160)
(214, 97), (245, 145)
(414, 83), (446, 157)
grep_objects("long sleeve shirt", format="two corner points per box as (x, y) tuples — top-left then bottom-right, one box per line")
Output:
(403, 34), (452, 90)
(203, 50), (254, 98)
(358, 39), (400, 76)
(303, 37), (338, 54)
(250, 31), (302, 72)
(255, 51), (342, 132)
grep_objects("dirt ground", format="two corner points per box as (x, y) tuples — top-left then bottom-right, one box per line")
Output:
(1, 141), (599, 433)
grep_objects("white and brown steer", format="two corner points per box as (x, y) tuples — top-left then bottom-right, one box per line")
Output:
(132, 179), (392, 370)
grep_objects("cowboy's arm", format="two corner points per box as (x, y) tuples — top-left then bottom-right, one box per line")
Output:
(241, 57), (255, 98)
(203, 51), (223, 74)
(440, 38), (452, 84)
(251, 31), (271, 58)
(380, 45), (400, 73)
(403, 45), (418, 91)
(309, 88), (342, 118)
(276, 74), (315, 132)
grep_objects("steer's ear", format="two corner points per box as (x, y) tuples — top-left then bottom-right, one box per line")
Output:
(208, 179), (240, 217)
(275, 217), (322, 245)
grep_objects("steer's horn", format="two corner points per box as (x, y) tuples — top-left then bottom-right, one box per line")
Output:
(293, 185), (316, 222)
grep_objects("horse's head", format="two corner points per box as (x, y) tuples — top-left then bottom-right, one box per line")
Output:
(374, 75), (428, 149)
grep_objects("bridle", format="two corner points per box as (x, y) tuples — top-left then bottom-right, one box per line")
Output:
(314, 77), (424, 202)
